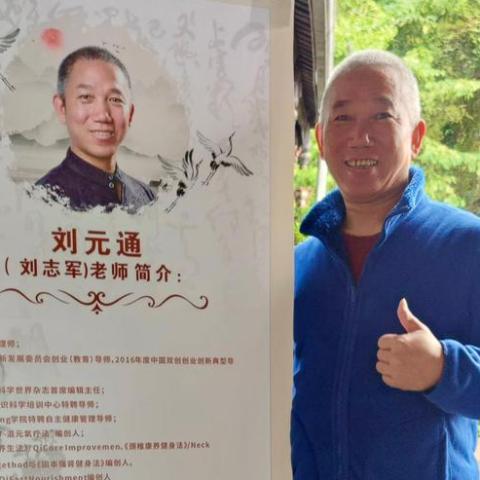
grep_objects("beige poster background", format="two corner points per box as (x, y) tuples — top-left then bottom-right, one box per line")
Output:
(219, 2), (294, 478)
(0, 0), (293, 478)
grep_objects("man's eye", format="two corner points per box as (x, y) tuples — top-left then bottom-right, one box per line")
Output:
(78, 94), (93, 102)
(109, 97), (124, 104)
(375, 112), (393, 120)
(333, 114), (351, 122)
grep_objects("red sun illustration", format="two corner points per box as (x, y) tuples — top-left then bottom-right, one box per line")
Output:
(41, 28), (63, 49)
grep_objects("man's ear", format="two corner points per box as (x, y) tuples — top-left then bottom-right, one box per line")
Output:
(315, 123), (324, 158)
(411, 119), (427, 158)
(52, 94), (66, 124)
(128, 104), (135, 126)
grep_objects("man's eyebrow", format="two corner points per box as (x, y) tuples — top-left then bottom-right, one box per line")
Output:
(331, 97), (395, 110)
(108, 87), (127, 97)
(73, 84), (128, 99)
(375, 96), (395, 108)
(74, 83), (93, 90)
(332, 99), (350, 110)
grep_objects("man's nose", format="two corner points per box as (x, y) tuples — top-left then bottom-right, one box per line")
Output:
(348, 121), (372, 147)
(92, 100), (112, 121)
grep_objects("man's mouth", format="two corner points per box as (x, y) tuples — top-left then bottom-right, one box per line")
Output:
(91, 130), (114, 140)
(345, 159), (378, 169)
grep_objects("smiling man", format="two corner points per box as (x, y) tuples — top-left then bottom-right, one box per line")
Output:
(292, 50), (480, 479)
(36, 46), (155, 212)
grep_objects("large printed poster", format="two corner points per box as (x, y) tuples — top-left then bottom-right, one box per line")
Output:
(0, 1), (293, 479)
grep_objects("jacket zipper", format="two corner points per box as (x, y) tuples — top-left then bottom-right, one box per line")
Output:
(329, 251), (358, 480)
(330, 234), (385, 479)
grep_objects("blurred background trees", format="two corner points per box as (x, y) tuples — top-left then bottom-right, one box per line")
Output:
(295, 0), (480, 243)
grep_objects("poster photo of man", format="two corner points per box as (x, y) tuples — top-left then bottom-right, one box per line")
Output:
(2, 15), (190, 215)
(0, 2), (290, 479)
(36, 46), (157, 212)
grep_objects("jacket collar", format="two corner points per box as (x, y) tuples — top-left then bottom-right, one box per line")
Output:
(300, 166), (426, 240)
(64, 148), (126, 188)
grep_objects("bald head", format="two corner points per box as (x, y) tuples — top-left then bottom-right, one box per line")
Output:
(320, 50), (421, 128)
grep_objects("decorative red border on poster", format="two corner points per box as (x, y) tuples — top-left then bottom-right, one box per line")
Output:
(0, 288), (209, 315)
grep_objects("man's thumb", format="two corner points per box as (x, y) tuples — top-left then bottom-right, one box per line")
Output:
(397, 298), (428, 333)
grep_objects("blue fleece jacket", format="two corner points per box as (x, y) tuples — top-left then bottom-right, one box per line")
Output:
(292, 167), (480, 480)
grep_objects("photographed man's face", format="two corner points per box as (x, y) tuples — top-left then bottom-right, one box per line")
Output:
(53, 58), (134, 167)
(317, 66), (425, 205)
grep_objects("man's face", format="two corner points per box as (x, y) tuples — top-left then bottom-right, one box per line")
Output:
(317, 66), (426, 206)
(53, 58), (134, 167)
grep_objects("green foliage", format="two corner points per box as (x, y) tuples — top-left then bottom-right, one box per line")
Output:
(294, 132), (337, 244)
(294, 160), (317, 190)
(335, 0), (397, 60)
(294, 131), (320, 244)
(417, 139), (480, 213)
(335, 0), (480, 151)
(376, 0), (480, 151)
(293, 0), (480, 244)
(294, 202), (312, 245)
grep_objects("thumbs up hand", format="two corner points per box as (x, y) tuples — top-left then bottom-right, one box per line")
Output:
(376, 299), (445, 391)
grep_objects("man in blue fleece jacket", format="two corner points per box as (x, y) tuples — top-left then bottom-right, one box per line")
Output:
(292, 49), (480, 479)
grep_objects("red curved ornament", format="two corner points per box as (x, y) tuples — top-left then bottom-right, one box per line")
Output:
(125, 294), (209, 310)
(58, 290), (134, 315)
(0, 288), (208, 314)
(0, 288), (68, 305)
